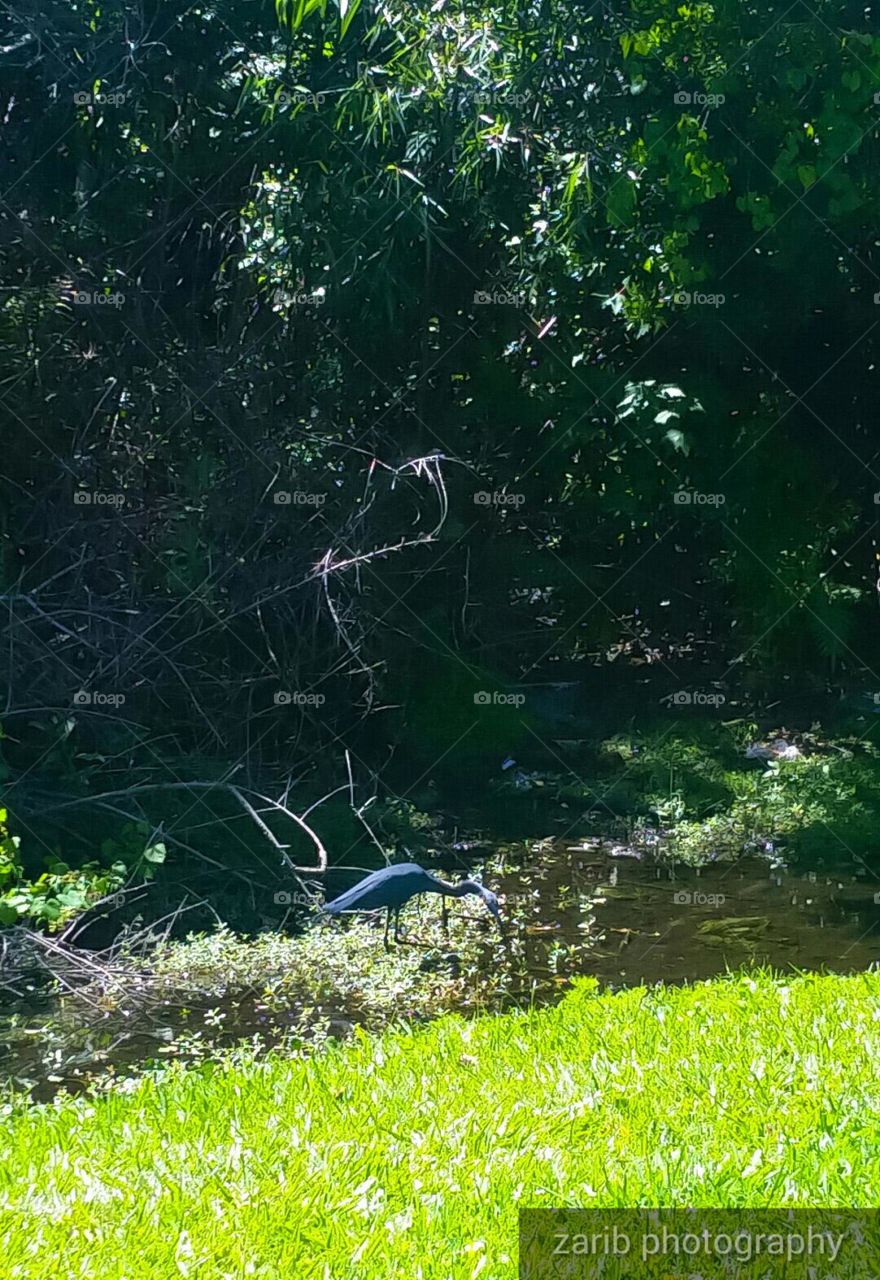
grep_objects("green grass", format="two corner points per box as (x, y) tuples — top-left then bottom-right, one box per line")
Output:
(3, 969), (880, 1278)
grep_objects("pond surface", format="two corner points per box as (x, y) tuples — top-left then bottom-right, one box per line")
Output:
(2, 841), (878, 1101)
(494, 840), (880, 987)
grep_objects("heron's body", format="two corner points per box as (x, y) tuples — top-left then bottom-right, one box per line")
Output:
(324, 861), (501, 946)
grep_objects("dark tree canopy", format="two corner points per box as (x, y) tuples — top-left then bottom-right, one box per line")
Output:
(2, 0), (880, 914)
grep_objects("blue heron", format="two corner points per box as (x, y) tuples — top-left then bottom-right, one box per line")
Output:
(323, 862), (502, 948)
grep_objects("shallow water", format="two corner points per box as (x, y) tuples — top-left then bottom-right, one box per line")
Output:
(493, 841), (880, 988)
(2, 841), (878, 1100)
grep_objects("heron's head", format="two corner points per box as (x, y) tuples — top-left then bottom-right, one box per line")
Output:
(460, 879), (501, 924)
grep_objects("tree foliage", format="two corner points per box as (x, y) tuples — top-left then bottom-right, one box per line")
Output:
(1, 0), (879, 823)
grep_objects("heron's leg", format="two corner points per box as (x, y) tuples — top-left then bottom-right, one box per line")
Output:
(441, 895), (449, 936)
(395, 905), (435, 949)
(393, 906), (402, 943)
(384, 907), (392, 950)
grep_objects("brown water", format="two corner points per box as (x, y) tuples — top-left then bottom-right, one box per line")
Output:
(494, 841), (880, 987)
(3, 842), (878, 1100)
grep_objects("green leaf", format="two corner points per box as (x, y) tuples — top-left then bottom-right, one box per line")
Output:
(339, 0), (361, 38)
(56, 888), (86, 907)
(277, 0), (326, 31)
(143, 842), (167, 864)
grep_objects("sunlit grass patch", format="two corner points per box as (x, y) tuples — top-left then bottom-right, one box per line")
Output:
(2, 968), (880, 1278)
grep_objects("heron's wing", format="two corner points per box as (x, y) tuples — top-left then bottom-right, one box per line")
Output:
(325, 864), (424, 912)
(324, 868), (387, 912)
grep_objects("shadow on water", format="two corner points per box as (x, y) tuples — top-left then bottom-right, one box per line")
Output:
(2, 839), (879, 1101)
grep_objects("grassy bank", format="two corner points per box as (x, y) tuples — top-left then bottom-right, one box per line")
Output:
(3, 969), (880, 1278)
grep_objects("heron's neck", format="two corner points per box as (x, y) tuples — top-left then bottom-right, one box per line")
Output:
(430, 877), (472, 898)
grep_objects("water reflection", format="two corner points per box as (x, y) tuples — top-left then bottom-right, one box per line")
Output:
(494, 841), (880, 988)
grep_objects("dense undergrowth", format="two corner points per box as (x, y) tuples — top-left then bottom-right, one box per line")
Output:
(494, 719), (880, 865)
(0, 907), (577, 1099)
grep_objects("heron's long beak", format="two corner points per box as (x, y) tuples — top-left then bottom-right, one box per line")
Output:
(480, 892), (506, 939)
